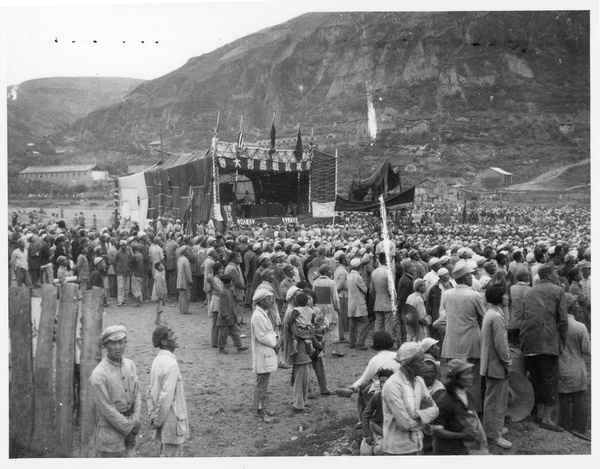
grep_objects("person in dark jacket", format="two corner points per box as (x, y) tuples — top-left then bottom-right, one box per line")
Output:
(520, 262), (568, 432)
(217, 274), (248, 354)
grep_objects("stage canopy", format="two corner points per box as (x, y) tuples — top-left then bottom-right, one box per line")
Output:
(347, 158), (402, 202)
(117, 139), (337, 226)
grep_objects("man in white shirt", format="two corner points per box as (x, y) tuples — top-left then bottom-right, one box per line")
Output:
(148, 325), (189, 457)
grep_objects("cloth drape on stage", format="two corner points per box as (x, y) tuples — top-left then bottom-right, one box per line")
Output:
(347, 158), (402, 202)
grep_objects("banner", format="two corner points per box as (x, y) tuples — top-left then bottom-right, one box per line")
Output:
(461, 188), (528, 195)
(312, 201), (335, 218)
(216, 155), (311, 173)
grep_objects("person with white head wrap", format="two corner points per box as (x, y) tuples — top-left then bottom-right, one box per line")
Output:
(381, 342), (439, 455)
(250, 289), (278, 422)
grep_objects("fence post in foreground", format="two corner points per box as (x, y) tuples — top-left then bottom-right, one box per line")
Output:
(55, 283), (79, 457)
(31, 284), (58, 454)
(9, 286), (34, 456)
(79, 287), (104, 457)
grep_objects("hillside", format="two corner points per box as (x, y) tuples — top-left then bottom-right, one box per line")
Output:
(7, 77), (145, 174)
(10, 11), (590, 191)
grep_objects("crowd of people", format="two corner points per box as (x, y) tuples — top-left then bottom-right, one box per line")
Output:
(7, 201), (591, 456)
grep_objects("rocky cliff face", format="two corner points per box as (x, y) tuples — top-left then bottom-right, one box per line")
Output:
(23, 11), (591, 181)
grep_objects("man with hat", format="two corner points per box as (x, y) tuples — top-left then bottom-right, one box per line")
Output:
(251, 289), (279, 423)
(148, 324), (189, 457)
(441, 260), (486, 413)
(313, 264), (343, 357)
(423, 257), (441, 294)
(114, 240), (131, 306)
(381, 342), (439, 455)
(347, 257), (369, 350)
(334, 253), (350, 343)
(520, 262), (568, 432)
(90, 325), (141, 457)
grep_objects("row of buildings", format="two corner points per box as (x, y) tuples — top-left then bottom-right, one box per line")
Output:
(18, 164), (110, 186)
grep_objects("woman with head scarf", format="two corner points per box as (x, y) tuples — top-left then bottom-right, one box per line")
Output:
(430, 359), (488, 455)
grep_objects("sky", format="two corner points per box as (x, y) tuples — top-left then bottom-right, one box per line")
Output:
(3, 1), (310, 86)
(4, 0), (595, 86)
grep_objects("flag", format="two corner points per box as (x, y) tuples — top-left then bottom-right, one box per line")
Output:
(213, 111), (220, 138)
(462, 200), (467, 224)
(294, 127), (303, 159)
(269, 114), (276, 156)
(236, 115), (244, 153)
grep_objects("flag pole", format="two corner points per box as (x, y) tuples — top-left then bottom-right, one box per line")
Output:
(332, 148), (338, 228)
(379, 194), (397, 316)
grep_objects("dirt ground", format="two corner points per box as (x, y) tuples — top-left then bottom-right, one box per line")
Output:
(95, 297), (591, 458)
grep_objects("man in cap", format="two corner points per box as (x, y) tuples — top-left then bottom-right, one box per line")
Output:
(224, 251), (247, 325)
(423, 257), (442, 294)
(313, 264), (343, 357)
(441, 260), (486, 413)
(89, 325), (141, 457)
(251, 289), (279, 423)
(147, 325), (189, 457)
(10, 238), (31, 287)
(347, 257), (369, 350)
(370, 252), (396, 338)
(334, 253), (350, 342)
(520, 262), (568, 432)
(114, 240), (131, 306)
(381, 342), (439, 455)
(177, 246), (193, 314)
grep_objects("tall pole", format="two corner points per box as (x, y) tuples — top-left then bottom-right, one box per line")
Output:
(212, 117), (219, 222)
(332, 149), (338, 227)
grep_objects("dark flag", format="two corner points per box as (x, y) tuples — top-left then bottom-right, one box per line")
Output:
(213, 111), (220, 139)
(294, 127), (303, 159)
(269, 115), (276, 157)
(236, 115), (244, 154)
(462, 200), (467, 224)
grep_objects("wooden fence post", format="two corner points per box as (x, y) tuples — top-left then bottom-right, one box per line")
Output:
(31, 284), (58, 454)
(79, 287), (104, 457)
(55, 283), (79, 457)
(9, 286), (34, 456)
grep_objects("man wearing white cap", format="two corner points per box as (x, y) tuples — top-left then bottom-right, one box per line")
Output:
(251, 289), (278, 423)
(90, 325), (141, 457)
(441, 260), (486, 413)
(423, 257), (441, 294)
(347, 257), (369, 350)
(381, 342), (439, 455)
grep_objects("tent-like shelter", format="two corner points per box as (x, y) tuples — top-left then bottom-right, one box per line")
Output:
(117, 136), (337, 228)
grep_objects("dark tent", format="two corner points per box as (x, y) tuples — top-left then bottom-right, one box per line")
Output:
(347, 158), (402, 202)
(335, 186), (415, 212)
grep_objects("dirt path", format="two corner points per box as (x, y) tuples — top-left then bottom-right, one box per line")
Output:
(505, 159), (590, 191)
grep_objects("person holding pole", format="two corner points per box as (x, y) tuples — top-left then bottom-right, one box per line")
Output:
(89, 325), (141, 457)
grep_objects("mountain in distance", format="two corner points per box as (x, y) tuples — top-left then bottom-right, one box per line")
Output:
(7, 77), (145, 173)
(18, 11), (591, 189)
